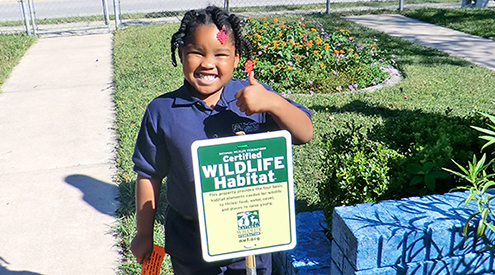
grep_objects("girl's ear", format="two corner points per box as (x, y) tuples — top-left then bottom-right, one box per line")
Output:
(178, 48), (183, 63)
(234, 53), (240, 68)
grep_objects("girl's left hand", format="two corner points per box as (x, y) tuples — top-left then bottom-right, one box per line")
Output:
(235, 72), (282, 116)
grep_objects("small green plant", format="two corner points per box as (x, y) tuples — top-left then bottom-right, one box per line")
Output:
(472, 113), (495, 152)
(233, 16), (394, 94)
(444, 112), (495, 244)
(445, 154), (495, 241)
(406, 161), (450, 196)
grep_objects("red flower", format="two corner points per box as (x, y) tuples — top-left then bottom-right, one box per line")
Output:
(245, 60), (254, 74)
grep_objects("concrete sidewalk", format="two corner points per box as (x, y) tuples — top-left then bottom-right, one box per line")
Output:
(344, 14), (495, 71)
(0, 34), (119, 274)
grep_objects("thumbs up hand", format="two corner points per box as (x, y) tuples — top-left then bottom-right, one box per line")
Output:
(234, 61), (314, 144)
(235, 71), (282, 116)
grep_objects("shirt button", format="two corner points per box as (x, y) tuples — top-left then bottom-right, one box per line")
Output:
(196, 102), (202, 107)
(213, 134), (218, 138)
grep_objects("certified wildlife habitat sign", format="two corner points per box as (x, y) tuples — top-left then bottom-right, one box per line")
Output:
(191, 130), (296, 262)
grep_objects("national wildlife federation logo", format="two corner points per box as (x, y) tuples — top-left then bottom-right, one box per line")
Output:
(237, 211), (260, 230)
(237, 211), (261, 243)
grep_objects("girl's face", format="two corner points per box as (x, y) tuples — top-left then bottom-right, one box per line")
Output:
(179, 24), (240, 106)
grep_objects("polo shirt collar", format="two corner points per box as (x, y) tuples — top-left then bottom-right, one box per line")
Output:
(173, 79), (237, 107)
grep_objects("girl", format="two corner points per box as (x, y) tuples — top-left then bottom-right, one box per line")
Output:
(131, 6), (313, 275)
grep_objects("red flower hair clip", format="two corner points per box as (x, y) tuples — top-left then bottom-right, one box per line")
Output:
(216, 26), (228, 44)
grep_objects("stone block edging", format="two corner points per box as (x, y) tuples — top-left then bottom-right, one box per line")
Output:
(275, 191), (495, 274)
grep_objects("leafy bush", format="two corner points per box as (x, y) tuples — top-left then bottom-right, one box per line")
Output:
(233, 16), (395, 94)
(319, 128), (405, 212)
(318, 111), (487, 212)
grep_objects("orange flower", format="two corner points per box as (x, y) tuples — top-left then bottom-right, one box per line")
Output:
(333, 49), (339, 54)
(278, 31), (283, 37)
(274, 17), (278, 23)
(320, 63), (325, 68)
(339, 49), (344, 54)
(324, 43), (330, 50)
(354, 53), (359, 57)
(349, 48), (353, 52)
(248, 16), (252, 20)
(263, 16), (267, 20)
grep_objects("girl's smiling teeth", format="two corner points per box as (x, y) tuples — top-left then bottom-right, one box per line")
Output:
(196, 73), (217, 81)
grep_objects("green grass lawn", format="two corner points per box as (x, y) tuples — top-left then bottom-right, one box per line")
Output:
(0, 34), (36, 91)
(112, 11), (495, 274)
(402, 8), (495, 39)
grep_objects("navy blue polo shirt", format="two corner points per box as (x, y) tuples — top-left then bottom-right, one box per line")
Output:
(132, 79), (312, 219)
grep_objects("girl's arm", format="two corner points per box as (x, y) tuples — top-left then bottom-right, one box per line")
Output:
(235, 73), (314, 144)
(131, 175), (162, 264)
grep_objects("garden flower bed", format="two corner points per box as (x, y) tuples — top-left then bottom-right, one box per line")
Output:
(232, 16), (396, 95)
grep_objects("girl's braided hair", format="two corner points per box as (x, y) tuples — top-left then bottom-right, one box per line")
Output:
(170, 6), (252, 67)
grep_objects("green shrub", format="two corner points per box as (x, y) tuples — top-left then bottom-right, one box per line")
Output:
(319, 127), (405, 212)
(318, 110), (487, 212)
(232, 16), (394, 94)
(370, 110), (485, 196)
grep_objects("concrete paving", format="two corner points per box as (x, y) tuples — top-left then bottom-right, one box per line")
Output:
(0, 34), (119, 274)
(344, 14), (495, 71)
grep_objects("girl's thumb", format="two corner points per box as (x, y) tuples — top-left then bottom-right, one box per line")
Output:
(248, 72), (258, 85)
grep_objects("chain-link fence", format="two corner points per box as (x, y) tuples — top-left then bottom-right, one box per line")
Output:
(0, 0), (112, 36)
(0, 0), (477, 36)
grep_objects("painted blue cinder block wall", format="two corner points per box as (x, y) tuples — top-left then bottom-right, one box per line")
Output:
(273, 211), (332, 275)
(275, 191), (495, 275)
(331, 191), (495, 275)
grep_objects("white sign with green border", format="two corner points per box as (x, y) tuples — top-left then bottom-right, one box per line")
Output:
(191, 130), (297, 262)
